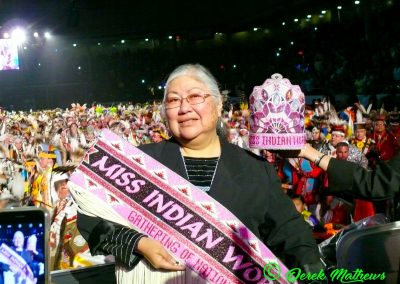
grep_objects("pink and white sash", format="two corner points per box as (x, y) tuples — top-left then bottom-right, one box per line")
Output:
(0, 243), (35, 284)
(69, 129), (292, 284)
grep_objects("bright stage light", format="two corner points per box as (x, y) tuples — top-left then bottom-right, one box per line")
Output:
(3, 32), (9, 38)
(33, 32), (39, 38)
(11, 28), (26, 44)
(44, 32), (51, 39)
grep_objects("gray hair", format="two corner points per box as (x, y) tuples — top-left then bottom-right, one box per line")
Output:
(161, 64), (222, 119)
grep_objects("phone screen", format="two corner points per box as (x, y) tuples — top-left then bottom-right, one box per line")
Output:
(0, 207), (48, 284)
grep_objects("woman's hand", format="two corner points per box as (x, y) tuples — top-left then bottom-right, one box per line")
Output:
(298, 143), (330, 171)
(136, 237), (185, 271)
(298, 143), (312, 158)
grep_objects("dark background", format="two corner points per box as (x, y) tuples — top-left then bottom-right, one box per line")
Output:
(0, 0), (328, 38)
(0, 0), (398, 110)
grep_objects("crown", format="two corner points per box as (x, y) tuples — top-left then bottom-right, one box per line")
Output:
(249, 73), (306, 150)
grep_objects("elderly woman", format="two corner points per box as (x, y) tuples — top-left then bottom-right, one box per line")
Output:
(77, 64), (323, 282)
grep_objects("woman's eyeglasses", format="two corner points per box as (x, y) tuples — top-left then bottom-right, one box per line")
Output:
(164, 93), (211, 109)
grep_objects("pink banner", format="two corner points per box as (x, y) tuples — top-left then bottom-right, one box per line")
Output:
(69, 129), (292, 284)
(249, 133), (306, 149)
(0, 243), (35, 284)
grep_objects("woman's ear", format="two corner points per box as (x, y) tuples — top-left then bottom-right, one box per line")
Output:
(217, 98), (223, 117)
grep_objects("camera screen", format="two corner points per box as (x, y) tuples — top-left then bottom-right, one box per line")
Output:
(0, 221), (45, 284)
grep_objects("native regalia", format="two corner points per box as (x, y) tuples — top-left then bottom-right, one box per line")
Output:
(369, 113), (399, 161)
(281, 158), (323, 208)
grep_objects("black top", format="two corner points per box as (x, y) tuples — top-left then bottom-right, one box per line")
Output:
(327, 151), (400, 200)
(182, 156), (219, 192)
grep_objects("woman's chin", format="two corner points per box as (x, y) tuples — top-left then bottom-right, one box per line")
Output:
(178, 132), (200, 142)
(174, 129), (204, 143)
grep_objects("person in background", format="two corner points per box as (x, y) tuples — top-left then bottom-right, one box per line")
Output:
(238, 125), (250, 150)
(280, 156), (323, 215)
(350, 121), (374, 157)
(318, 194), (351, 227)
(31, 146), (56, 211)
(0, 189), (20, 209)
(8, 137), (25, 164)
(335, 142), (375, 222)
(368, 114), (399, 218)
(260, 149), (280, 172)
(11, 231), (33, 268)
(49, 172), (99, 270)
(370, 114), (399, 161)
(320, 123), (368, 168)
(290, 193), (320, 228)
(226, 127), (246, 148)
(25, 234), (45, 281)
(151, 129), (164, 143)
(310, 127), (325, 149)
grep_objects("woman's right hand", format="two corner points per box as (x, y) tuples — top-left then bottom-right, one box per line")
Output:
(136, 237), (185, 271)
(299, 143), (318, 159)
(298, 143), (312, 158)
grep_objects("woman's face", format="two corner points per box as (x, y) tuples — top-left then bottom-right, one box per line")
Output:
(165, 75), (221, 144)
(13, 231), (24, 249)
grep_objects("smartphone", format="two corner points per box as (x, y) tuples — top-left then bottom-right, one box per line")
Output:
(0, 207), (49, 284)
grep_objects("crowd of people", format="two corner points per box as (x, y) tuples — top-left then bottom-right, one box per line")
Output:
(0, 82), (398, 276)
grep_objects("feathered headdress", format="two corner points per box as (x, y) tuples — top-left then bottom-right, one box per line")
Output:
(389, 107), (399, 126)
(375, 104), (388, 122)
(328, 116), (349, 137)
(70, 103), (87, 115)
(312, 97), (337, 127)
(355, 102), (372, 118)
(354, 109), (367, 130)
